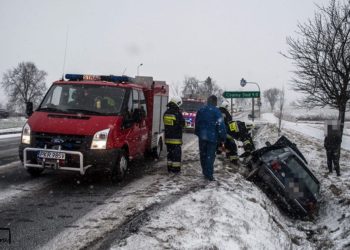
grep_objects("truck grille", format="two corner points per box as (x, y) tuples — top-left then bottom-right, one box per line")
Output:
(31, 132), (92, 151)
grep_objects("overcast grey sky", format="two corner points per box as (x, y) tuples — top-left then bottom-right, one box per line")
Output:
(0, 0), (329, 103)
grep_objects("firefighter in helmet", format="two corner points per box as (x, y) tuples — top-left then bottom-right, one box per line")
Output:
(163, 96), (185, 173)
(218, 100), (239, 164)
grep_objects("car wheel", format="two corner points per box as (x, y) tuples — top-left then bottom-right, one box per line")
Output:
(111, 150), (128, 183)
(26, 167), (44, 177)
(152, 138), (163, 159)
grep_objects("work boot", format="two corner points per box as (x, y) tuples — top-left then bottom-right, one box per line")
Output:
(206, 176), (215, 181)
(231, 159), (239, 165)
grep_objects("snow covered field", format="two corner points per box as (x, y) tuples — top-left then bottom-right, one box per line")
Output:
(261, 113), (350, 151)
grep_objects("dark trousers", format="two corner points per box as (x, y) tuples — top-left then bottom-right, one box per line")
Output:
(166, 144), (182, 173)
(242, 135), (255, 153)
(225, 138), (238, 161)
(199, 139), (217, 179)
(326, 149), (340, 174)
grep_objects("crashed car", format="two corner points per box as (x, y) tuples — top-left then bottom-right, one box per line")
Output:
(246, 136), (320, 218)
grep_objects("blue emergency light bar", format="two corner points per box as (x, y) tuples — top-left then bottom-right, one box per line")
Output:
(65, 74), (132, 83)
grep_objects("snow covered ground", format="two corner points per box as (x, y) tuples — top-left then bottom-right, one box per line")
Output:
(106, 119), (349, 249)
(3, 113), (348, 249)
(0, 117), (25, 137)
(261, 113), (350, 151)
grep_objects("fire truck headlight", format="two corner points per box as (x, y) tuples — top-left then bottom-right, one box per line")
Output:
(91, 128), (110, 149)
(21, 122), (31, 144)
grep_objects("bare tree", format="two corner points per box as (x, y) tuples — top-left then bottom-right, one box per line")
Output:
(198, 76), (223, 99)
(182, 76), (223, 99)
(285, 0), (350, 137)
(182, 76), (200, 98)
(1, 62), (47, 111)
(170, 81), (182, 97)
(263, 88), (281, 111)
(277, 87), (285, 135)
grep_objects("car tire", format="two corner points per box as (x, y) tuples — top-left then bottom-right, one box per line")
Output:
(26, 167), (44, 177)
(111, 150), (128, 183)
(152, 138), (163, 159)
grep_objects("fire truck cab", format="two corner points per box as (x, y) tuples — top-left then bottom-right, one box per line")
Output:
(19, 74), (168, 182)
(181, 98), (205, 129)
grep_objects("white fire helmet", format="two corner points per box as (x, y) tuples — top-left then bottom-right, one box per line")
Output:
(220, 100), (230, 109)
(170, 96), (182, 107)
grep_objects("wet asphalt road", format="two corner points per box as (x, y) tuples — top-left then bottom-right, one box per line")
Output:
(0, 133), (195, 249)
(0, 136), (21, 166)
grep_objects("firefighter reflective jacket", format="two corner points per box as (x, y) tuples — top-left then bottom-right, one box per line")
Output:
(163, 102), (185, 145)
(227, 120), (249, 140)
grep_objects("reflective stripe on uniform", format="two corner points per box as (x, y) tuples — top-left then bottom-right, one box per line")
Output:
(165, 138), (182, 144)
(167, 161), (172, 167)
(164, 114), (176, 126)
(229, 155), (239, 161)
(246, 124), (254, 130)
(227, 134), (234, 141)
(171, 162), (181, 168)
(243, 140), (251, 145)
(228, 121), (239, 132)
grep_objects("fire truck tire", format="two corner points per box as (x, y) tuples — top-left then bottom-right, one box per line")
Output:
(111, 150), (128, 183)
(27, 167), (44, 177)
(152, 138), (163, 159)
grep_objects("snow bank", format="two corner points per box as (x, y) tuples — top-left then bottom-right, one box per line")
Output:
(37, 120), (349, 250)
(111, 122), (350, 250)
(261, 113), (350, 151)
(114, 174), (305, 250)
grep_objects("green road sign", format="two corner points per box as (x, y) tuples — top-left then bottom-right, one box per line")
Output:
(223, 91), (260, 98)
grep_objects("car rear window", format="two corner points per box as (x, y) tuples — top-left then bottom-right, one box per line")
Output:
(284, 156), (319, 194)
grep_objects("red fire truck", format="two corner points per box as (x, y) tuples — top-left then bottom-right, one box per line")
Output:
(181, 98), (205, 129)
(19, 74), (169, 182)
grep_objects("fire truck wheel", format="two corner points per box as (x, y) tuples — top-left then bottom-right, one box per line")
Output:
(27, 167), (44, 177)
(152, 139), (163, 159)
(111, 150), (128, 183)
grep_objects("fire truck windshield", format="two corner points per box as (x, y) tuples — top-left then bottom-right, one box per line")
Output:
(38, 84), (126, 115)
(181, 100), (205, 112)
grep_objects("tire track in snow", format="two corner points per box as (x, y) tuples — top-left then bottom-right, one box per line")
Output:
(39, 138), (200, 250)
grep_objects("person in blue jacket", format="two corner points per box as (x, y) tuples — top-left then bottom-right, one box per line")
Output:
(195, 95), (227, 181)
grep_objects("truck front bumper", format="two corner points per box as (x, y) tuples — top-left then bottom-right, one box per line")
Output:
(19, 145), (118, 175)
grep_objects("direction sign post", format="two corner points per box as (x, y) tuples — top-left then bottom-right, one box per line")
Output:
(222, 91), (261, 122)
(223, 91), (260, 99)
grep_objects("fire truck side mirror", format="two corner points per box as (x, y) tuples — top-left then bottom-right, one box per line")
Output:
(26, 102), (33, 117)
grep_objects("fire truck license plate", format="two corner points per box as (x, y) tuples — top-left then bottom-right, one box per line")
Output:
(38, 151), (66, 160)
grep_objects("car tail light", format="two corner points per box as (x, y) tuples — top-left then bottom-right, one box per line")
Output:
(271, 160), (281, 171)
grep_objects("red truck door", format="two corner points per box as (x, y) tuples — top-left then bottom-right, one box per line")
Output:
(126, 89), (148, 157)
(138, 90), (148, 154)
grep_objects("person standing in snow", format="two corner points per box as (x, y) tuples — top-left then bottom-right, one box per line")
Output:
(163, 96), (185, 173)
(195, 95), (227, 181)
(324, 123), (342, 176)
